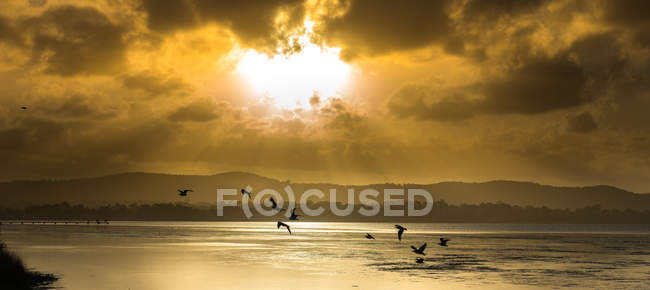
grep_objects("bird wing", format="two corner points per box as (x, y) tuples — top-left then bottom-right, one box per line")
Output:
(418, 243), (427, 252)
(286, 226), (291, 235)
(270, 198), (278, 208)
(398, 229), (404, 240)
(178, 189), (183, 193)
(411, 245), (417, 251)
(291, 208), (296, 215)
(277, 221), (282, 229)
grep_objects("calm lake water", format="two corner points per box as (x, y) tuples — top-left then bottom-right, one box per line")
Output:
(1, 222), (649, 289)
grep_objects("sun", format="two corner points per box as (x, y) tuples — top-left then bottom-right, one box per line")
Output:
(235, 21), (352, 109)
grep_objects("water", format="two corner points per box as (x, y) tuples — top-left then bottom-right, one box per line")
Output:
(1, 222), (649, 289)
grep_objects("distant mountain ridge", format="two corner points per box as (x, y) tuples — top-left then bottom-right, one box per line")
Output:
(1, 172), (649, 210)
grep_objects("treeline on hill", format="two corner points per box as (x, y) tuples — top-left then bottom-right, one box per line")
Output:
(1, 201), (649, 224)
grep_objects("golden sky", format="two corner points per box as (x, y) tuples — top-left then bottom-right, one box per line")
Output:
(1, 0), (649, 191)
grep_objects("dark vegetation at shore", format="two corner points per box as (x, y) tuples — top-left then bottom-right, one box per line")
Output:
(1, 201), (648, 224)
(0, 242), (57, 290)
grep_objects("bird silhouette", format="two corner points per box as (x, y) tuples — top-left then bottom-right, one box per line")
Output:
(269, 197), (285, 211)
(20, 106), (27, 110)
(438, 238), (450, 247)
(411, 242), (427, 255)
(365, 233), (375, 240)
(395, 225), (407, 241)
(289, 208), (300, 220)
(241, 189), (252, 197)
(178, 189), (193, 196)
(277, 221), (291, 235)
(415, 257), (424, 264)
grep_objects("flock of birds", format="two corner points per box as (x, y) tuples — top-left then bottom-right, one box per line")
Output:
(1, 218), (109, 225)
(365, 225), (451, 264)
(178, 188), (451, 264)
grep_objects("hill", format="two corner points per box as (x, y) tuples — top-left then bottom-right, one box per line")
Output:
(1, 172), (649, 210)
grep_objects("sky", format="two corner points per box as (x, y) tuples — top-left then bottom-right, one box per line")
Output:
(0, 0), (649, 192)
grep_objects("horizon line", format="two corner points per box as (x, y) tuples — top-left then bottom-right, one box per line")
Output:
(0, 170), (646, 195)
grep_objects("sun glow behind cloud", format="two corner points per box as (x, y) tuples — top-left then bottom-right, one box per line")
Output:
(235, 21), (351, 108)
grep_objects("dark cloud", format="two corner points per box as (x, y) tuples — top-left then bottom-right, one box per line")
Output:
(140, 0), (306, 52)
(41, 95), (121, 120)
(0, 117), (66, 153)
(314, 0), (557, 59)
(0, 15), (23, 46)
(316, 0), (453, 59)
(122, 72), (189, 97)
(569, 33), (626, 77)
(389, 53), (588, 121)
(318, 98), (366, 139)
(601, 0), (650, 45)
(195, 0), (305, 49)
(461, 0), (549, 22)
(142, 0), (197, 32)
(566, 111), (598, 133)
(388, 85), (477, 121)
(23, 6), (126, 76)
(28, 0), (47, 7)
(168, 100), (221, 122)
(482, 55), (588, 114)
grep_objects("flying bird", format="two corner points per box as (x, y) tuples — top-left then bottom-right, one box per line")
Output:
(289, 208), (300, 220)
(395, 225), (407, 241)
(241, 189), (252, 197)
(365, 233), (375, 240)
(269, 197), (285, 211)
(178, 189), (193, 196)
(438, 238), (450, 247)
(20, 106), (28, 110)
(277, 221), (291, 235)
(415, 257), (424, 264)
(411, 243), (427, 255)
